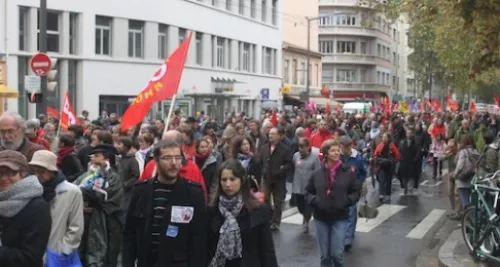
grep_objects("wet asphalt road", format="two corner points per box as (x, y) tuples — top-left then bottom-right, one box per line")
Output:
(275, 167), (451, 267)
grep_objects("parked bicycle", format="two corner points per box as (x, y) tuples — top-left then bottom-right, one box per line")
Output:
(461, 170), (500, 262)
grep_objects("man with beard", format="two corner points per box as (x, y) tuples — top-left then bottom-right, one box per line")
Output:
(0, 113), (45, 161)
(123, 139), (207, 267)
(43, 122), (59, 152)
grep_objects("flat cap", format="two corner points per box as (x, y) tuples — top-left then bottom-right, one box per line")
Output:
(0, 150), (29, 172)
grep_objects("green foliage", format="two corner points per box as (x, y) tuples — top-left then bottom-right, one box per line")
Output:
(359, 0), (500, 99)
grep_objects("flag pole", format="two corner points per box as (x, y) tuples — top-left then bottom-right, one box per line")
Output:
(162, 93), (177, 139)
(55, 91), (66, 138)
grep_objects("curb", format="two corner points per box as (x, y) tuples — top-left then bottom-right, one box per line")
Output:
(282, 207), (299, 219)
(438, 229), (486, 267)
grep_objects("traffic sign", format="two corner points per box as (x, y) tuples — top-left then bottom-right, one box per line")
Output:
(24, 75), (41, 93)
(30, 53), (52, 76)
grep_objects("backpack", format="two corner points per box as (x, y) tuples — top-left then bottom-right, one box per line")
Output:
(457, 148), (479, 181)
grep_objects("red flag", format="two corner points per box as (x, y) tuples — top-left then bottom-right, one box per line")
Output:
(60, 92), (80, 130)
(46, 106), (59, 118)
(121, 32), (193, 131)
(494, 95), (500, 108)
(469, 99), (477, 112)
(270, 111), (278, 126)
(446, 96), (459, 111)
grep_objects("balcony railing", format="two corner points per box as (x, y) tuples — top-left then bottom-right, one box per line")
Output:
(319, 25), (392, 43)
(321, 82), (391, 93)
(319, 0), (359, 6)
(322, 53), (392, 67)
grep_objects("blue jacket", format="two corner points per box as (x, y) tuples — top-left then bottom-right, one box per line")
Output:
(341, 148), (367, 184)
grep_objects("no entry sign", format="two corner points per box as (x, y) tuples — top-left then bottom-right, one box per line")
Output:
(30, 53), (52, 76)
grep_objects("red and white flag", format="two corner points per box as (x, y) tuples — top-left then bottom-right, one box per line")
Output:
(60, 92), (80, 130)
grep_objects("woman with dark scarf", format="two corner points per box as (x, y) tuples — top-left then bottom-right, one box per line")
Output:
(57, 134), (84, 182)
(373, 132), (401, 203)
(231, 135), (261, 187)
(194, 138), (218, 196)
(291, 137), (321, 233)
(207, 159), (278, 267)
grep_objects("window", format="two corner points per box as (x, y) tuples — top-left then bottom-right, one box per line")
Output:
(239, 0), (245, 14)
(252, 44), (257, 72)
(360, 42), (367, 54)
(128, 20), (144, 58)
(95, 16), (112, 55)
(393, 28), (397, 41)
(158, 24), (168, 59)
(319, 15), (332, 25)
(392, 75), (396, 87)
(68, 60), (78, 111)
(261, 0), (267, 22)
(69, 13), (79, 55)
(212, 0), (217, 6)
(195, 32), (203, 65)
(386, 47), (390, 59)
(392, 52), (396, 64)
(377, 71), (381, 83)
(377, 44), (381, 56)
(272, 0), (277, 25)
(336, 14), (356, 25)
(322, 66), (334, 83)
(336, 69), (356, 82)
(37, 11), (60, 52)
(178, 28), (187, 45)
(315, 64), (319, 86)
(360, 69), (367, 83)
(292, 59), (297, 84)
(300, 62), (305, 84)
(319, 41), (334, 53)
(386, 73), (389, 85)
(250, 0), (256, 18)
(226, 0), (232, 11)
(242, 43), (250, 71)
(228, 40), (232, 69)
(284, 59), (290, 83)
(216, 37), (225, 68)
(263, 47), (272, 74)
(19, 7), (28, 51)
(336, 41), (356, 53)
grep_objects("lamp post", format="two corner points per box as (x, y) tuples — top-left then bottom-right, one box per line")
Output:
(37, 0), (48, 116)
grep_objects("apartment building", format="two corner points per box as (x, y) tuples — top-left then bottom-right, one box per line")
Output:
(281, 0), (323, 106)
(318, 0), (410, 102)
(0, 0), (282, 119)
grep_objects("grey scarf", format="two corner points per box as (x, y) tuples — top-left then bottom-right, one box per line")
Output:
(0, 175), (43, 218)
(209, 194), (244, 267)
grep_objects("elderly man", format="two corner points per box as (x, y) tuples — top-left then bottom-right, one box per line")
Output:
(0, 113), (46, 161)
(43, 122), (59, 152)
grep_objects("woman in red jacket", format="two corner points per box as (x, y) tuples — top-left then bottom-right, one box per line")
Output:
(373, 132), (400, 203)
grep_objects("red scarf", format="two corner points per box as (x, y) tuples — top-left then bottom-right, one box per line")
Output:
(57, 146), (75, 168)
(194, 151), (210, 160)
(325, 160), (342, 196)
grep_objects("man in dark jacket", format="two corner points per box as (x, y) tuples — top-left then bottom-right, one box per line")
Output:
(260, 127), (293, 230)
(123, 139), (207, 267)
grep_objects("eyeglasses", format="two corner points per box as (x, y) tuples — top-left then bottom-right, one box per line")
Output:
(159, 156), (183, 162)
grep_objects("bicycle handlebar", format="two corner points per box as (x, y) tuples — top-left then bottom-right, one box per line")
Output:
(483, 170), (500, 181)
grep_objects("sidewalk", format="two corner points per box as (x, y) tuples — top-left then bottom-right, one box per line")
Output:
(439, 229), (491, 267)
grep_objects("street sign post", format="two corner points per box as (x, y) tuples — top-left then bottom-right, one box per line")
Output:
(30, 53), (52, 76)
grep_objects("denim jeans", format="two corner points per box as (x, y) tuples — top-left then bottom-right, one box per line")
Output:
(313, 219), (349, 267)
(458, 188), (471, 207)
(345, 205), (357, 246)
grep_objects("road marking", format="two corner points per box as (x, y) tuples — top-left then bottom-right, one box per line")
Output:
(406, 209), (446, 239)
(420, 180), (428, 186)
(356, 204), (406, 232)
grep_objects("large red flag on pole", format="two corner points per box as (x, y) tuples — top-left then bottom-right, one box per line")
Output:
(60, 92), (80, 131)
(121, 32), (193, 131)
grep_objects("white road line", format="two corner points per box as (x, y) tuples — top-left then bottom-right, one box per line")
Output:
(281, 212), (303, 224)
(356, 204), (406, 232)
(420, 180), (428, 186)
(406, 209), (446, 239)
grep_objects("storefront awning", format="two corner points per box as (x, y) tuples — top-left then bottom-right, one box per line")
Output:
(0, 85), (19, 98)
(211, 77), (239, 83)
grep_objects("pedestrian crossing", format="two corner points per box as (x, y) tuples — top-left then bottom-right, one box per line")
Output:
(281, 204), (447, 240)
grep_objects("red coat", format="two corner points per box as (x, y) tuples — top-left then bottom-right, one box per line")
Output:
(310, 130), (334, 149)
(139, 159), (207, 202)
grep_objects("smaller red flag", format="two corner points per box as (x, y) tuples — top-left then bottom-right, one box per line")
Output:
(46, 106), (59, 118)
(60, 92), (80, 130)
(270, 111), (278, 127)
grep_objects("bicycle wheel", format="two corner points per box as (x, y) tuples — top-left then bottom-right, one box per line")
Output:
(461, 206), (497, 261)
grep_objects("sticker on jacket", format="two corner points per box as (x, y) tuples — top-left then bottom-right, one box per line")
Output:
(171, 206), (194, 224)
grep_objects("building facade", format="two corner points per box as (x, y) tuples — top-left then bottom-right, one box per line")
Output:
(0, 0), (282, 119)
(318, 0), (410, 102)
(281, 0), (324, 106)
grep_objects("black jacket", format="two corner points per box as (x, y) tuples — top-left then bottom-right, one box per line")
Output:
(260, 142), (292, 182)
(60, 152), (84, 182)
(305, 164), (361, 222)
(123, 177), (207, 267)
(398, 138), (420, 178)
(207, 204), (278, 267)
(0, 197), (52, 267)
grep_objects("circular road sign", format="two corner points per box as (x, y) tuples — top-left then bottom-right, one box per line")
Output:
(30, 53), (52, 76)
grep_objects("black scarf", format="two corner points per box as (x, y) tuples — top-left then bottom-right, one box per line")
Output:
(42, 172), (66, 202)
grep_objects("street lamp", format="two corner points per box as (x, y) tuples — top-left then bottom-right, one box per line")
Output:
(305, 13), (343, 103)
